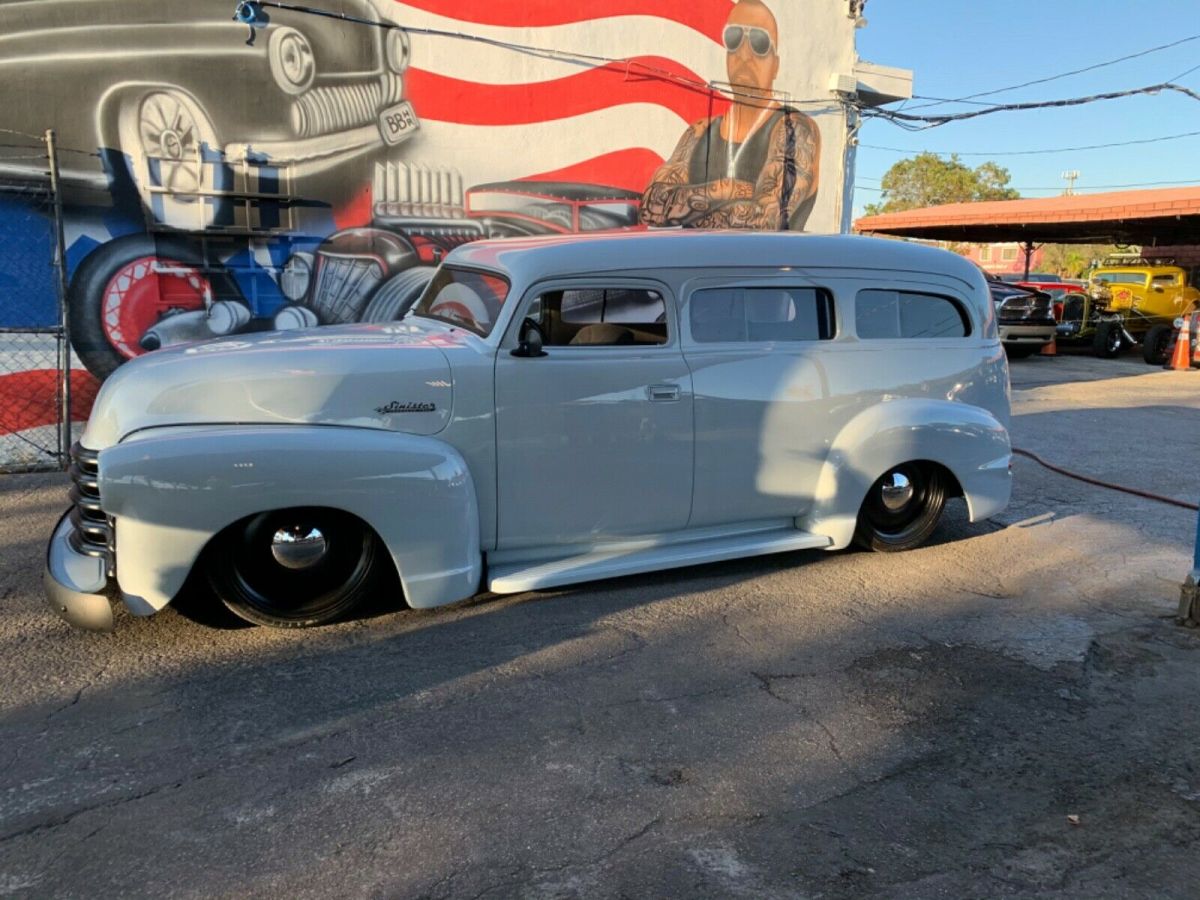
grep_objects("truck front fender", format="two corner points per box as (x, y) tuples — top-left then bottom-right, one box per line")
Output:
(804, 399), (1011, 549)
(100, 425), (481, 614)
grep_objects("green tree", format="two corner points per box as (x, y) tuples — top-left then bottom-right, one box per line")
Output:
(863, 152), (1020, 216)
(1037, 243), (1121, 279)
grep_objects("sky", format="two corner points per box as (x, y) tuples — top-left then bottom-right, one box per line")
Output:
(852, 0), (1200, 217)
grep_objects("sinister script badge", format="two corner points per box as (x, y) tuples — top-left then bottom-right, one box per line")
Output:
(376, 400), (436, 414)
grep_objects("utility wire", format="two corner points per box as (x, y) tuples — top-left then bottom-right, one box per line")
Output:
(237, 0), (824, 110)
(904, 32), (1200, 111)
(861, 129), (1200, 157)
(866, 83), (1200, 130)
(857, 176), (1199, 191)
(853, 181), (1198, 193)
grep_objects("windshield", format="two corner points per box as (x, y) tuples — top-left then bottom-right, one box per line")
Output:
(410, 266), (511, 337)
(1092, 272), (1147, 286)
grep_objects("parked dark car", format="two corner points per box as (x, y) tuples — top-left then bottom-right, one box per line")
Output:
(982, 270), (1055, 358)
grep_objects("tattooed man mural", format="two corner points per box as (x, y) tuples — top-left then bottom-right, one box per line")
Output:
(640, 0), (820, 230)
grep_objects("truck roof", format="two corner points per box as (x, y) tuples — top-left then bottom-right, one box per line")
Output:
(445, 230), (986, 290)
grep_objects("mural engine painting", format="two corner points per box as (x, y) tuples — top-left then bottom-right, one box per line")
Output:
(0, 0), (870, 461)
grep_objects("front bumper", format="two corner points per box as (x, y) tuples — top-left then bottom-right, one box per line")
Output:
(999, 321), (1056, 345)
(44, 510), (114, 631)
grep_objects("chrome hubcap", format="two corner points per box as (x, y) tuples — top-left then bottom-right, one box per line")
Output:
(880, 472), (914, 512)
(270, 526), (328, 570)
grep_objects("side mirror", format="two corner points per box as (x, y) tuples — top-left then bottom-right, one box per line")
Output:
(511, 317), (547, 358)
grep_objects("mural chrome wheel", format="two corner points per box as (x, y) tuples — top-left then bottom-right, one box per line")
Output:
(206, 508), (382, 628)
(68, 234), (240, 380)
(853, 463), (947, 553)
(117, 88), (222, 230)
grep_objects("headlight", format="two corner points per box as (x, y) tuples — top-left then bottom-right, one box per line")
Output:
(1175, 317), (1186, 329)
(280, 252), (314, 302)
(383, 26), (410, 74)
(268, 27), (316, 95)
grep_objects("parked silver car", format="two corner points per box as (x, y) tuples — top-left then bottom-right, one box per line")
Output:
(45, 232), (1012, 630)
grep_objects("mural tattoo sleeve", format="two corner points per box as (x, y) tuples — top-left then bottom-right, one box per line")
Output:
(639, 111), (820, 230)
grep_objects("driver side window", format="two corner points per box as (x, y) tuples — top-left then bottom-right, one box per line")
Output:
(533, 287), (668, 347)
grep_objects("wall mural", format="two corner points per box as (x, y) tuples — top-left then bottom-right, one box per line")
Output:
(0, 0), (853, 453)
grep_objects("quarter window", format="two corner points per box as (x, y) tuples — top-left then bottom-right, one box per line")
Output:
(856, 289), (970, 339)
(689, 287), (835, 343)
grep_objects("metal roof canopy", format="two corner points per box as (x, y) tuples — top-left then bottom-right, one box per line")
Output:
(853, 186), (1200, 246)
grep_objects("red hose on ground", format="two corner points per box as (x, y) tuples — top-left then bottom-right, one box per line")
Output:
(1011, 447), (1199, 512)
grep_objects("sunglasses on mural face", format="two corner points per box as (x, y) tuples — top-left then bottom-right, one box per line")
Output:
(723, 25), (775, 57)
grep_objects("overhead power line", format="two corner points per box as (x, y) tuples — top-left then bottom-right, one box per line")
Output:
(904, 32), (1200, 111)
(854, 178), (1200, 193)
(860, 128), (1200, 157)
(866, 82), (1200, 131)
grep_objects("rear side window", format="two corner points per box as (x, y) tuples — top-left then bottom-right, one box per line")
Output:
(856, 289), (970, 339)
(690, 287), (835, 343)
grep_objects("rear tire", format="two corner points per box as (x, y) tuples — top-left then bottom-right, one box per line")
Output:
(205, 508), (381, 627)
(1142, 323), (1174, 365)
(362, 266), (437, 322)
(853, 463), (947, 553)
(1092, 321), (1123, 358)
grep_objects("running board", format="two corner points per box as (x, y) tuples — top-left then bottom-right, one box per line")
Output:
(487, 529), (832, 594)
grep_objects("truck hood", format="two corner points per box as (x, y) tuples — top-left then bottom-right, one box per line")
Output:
(82, 321), (465, 449)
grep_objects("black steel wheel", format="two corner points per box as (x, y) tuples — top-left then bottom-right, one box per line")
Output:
(1142, 323), (1174, 365)
(853, 463), (947, 553)
(206, 508), (381, 627)
(1092, 321), (1123, 358)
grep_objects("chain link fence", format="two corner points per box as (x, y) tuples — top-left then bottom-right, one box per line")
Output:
(0, 129), (74, 473)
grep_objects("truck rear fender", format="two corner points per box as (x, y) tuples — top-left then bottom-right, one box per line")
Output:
(803, 398), (1011, 549)
(99, 425), (482, 613)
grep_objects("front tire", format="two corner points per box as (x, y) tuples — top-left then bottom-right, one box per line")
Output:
(1004, 345), (1036, 359)
(205, 508), (382, 627)
(853, 463), (947, 552)
(1142, 323), (1174, 365)
(1092, 321), (1123, 358)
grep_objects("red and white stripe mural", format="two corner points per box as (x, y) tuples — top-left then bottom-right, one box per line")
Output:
(0, 0), (856, 465)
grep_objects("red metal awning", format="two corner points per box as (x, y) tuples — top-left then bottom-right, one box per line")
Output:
(853, 186), (1200, 245)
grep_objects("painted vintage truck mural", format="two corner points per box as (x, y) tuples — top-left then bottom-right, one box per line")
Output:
(0, 0), (856, 458)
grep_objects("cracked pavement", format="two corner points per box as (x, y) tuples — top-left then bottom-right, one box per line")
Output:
(2, 351), (1200, 898)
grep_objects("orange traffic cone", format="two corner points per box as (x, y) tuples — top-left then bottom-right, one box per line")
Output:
(1167, 314), (1193, 370)
(1040, 336), (1057, 356)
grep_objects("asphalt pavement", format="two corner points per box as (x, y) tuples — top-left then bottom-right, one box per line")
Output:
(2, 348), (1199, 898)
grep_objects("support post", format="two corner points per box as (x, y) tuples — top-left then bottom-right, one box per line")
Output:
(1178, 505), (1200, 627)
(45, 129), (72, 468)
(1022, 241), (1034, 280)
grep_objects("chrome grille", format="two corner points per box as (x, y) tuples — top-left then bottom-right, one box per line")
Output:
(291, 75), (404, 138)
(1061, 295), (1085, 323)
(67, 443), (113, 569)
(310, 254), (383, 323)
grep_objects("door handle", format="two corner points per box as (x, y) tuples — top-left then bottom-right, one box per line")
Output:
(648, 384), (680, 402)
